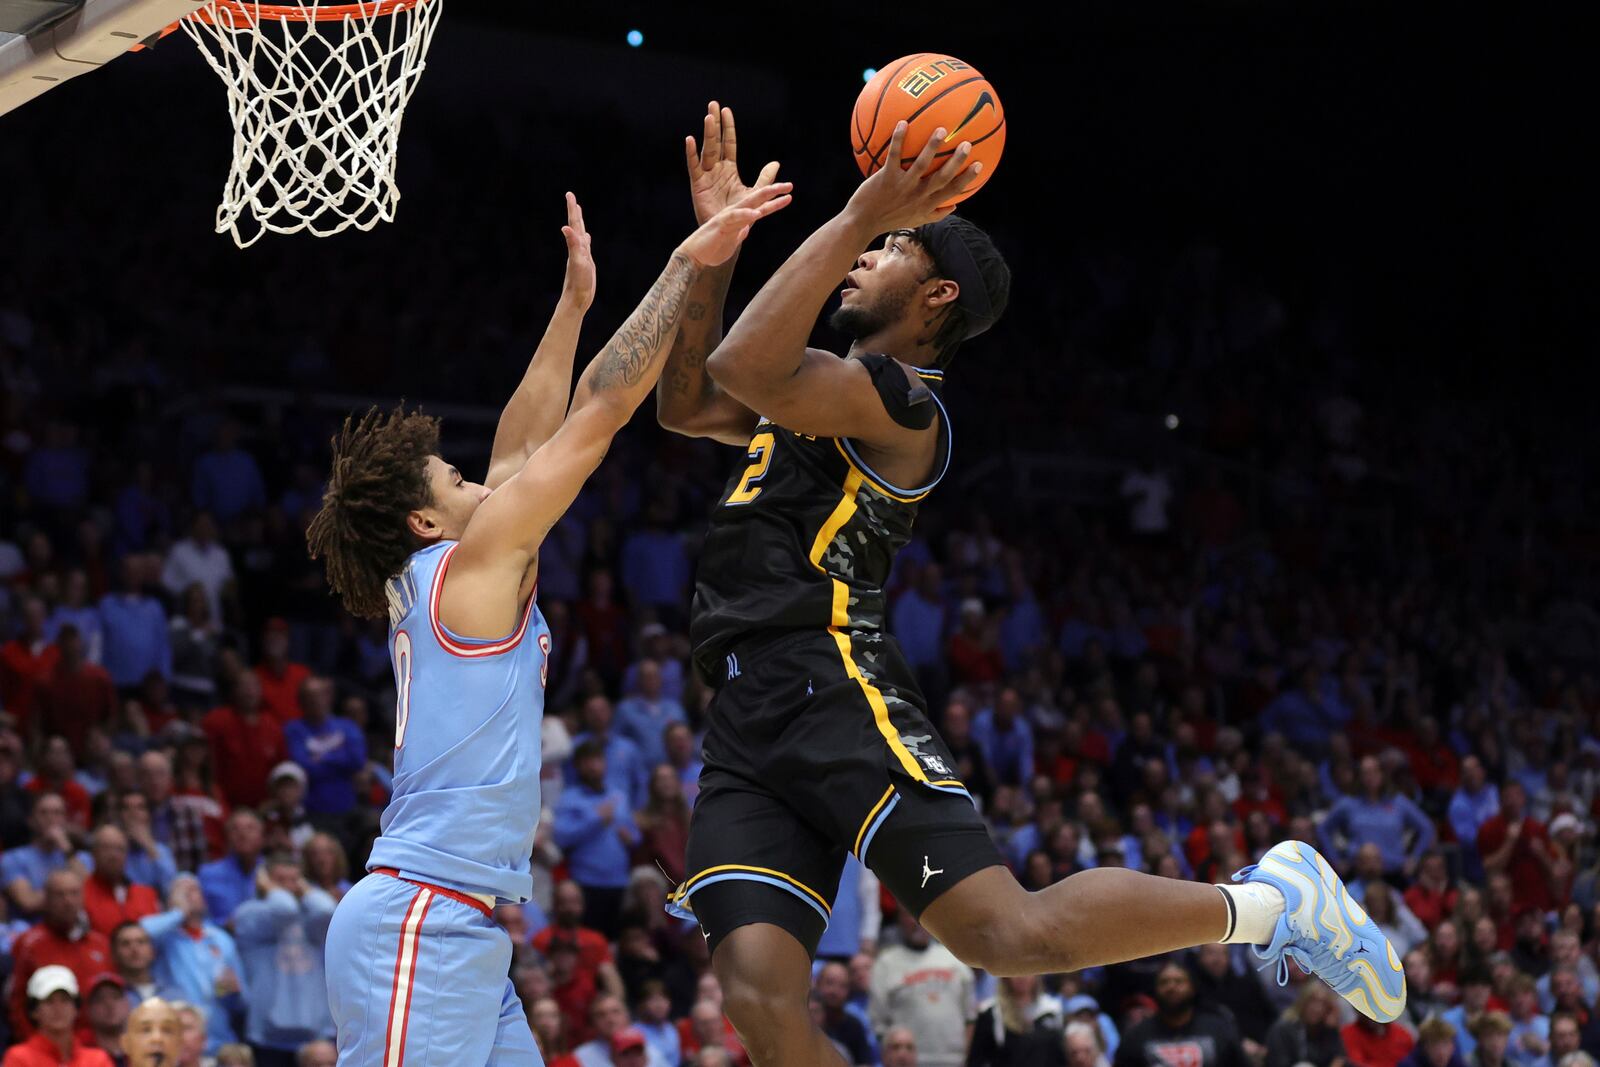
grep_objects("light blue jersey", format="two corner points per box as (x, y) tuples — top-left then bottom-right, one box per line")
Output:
(367, 541), (550, 903)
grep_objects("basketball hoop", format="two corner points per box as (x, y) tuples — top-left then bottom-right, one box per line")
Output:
(179, 0), (443, 247)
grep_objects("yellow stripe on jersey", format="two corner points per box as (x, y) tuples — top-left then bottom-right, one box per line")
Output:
(854, 786), (897, 857)
(807, 468), (928, 782)
(676, 864), (833, 915)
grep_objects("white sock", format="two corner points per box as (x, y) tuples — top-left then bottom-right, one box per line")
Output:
(1214, 882), (1286, 945)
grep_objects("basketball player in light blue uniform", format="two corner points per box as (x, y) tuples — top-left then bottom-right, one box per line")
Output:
(306, 183), (792, 1067)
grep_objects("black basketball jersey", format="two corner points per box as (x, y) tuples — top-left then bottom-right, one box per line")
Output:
(689, 364), (951, 676)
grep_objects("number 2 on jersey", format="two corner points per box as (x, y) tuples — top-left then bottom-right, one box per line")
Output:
(727, 431), (776, 506)
(393, 630), (413, 748)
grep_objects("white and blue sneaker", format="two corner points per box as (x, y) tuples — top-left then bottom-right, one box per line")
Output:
(1233, 840), (1408, 1023)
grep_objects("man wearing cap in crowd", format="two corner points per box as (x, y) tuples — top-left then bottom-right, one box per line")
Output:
(196, 811), (264, 925)
(258, 763), (314, 854)
(6, 869), (112, 1040)
(82, 974), (129, 1063)
(606, 1028), (651, 1067)
(119, 999), (180, 1067)
(2, 966), (114, 1066)
(573, 996), (667, 1067)
(1065, 994), (1121, 1059)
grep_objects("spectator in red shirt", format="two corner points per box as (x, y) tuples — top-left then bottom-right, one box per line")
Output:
(547, 939), (599, 1047)
(22, 738), (93, 830)
(1408, 718), (1460, 800)
(947, 599), (1005, 686)
(1478, 781), (1557, 915)
(1342, 1013), (1417, 1067)
(7, 869), (114, 1038)
(32, 628), (115, 755)
(81, 826), (160, 938)
(533, 881), (624, 999)
(201, 672), (286, 809)
(2, 966), (114, 1067)
(0, 598), (59, 738)
(252, 618), (308, 724)
(1405, 850), (1462, 932)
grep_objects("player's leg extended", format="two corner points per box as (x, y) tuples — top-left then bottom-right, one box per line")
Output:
(915, 839), (1407, 1022)
(712, 920), (851, 1067)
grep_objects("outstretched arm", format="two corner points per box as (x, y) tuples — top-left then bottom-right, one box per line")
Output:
(485, 193), (597, 490)
(441, 184), (793, 639)
(706, 122), (979, 444)
(657, 103), (771, 445)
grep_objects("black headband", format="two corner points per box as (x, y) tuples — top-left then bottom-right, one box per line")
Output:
(921, 219), (997, 340)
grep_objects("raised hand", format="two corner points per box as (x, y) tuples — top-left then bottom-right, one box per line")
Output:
(678, 182), (794, 268)
(559, 192), (596, 313)
(686, 101), (782, 226)
(846, 121), (982, 232)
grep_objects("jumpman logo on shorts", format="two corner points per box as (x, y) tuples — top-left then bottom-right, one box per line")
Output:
(921, 856), (944, 889)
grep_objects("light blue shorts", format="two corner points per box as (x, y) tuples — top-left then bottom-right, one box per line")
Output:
(326, 870), (541, 1067)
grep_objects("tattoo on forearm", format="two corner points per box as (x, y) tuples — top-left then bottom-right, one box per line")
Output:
(591, 253), (699, 391)
(661, 261), (735, 401)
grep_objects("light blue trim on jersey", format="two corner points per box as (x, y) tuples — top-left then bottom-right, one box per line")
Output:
(672, 873), (832, 927)
(839, 390), (952, 498)
(925, 781), (975, 804)
(857, 793), (901, 866)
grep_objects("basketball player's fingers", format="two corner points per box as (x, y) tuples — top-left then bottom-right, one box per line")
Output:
(941, 159), (983, 200)
(912, 128), (948, 177)
(884, 121), (909, 171)
(735, 181), (793, 209)
(721, 106), (737, 162)
(685, 136), (700, 176)
(566, 192), (585, 235)
(929, 142), (974, 192)
(702, 102), (722, 166)
(755, 161), (781, 188)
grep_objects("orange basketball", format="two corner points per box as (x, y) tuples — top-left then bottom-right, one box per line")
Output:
(852, 53), (1006, 207)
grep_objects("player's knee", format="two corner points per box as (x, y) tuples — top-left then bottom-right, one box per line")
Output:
(937, 893), (1070, 976)
(720, 973), (807, 1039)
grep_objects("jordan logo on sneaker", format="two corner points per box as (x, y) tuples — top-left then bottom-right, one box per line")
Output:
(921, 857), (944, 888)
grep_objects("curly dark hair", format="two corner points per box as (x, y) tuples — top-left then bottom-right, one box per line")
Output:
(306, 406), (440, 619)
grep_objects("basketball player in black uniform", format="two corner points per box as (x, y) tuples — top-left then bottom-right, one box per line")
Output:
(656, 105), (1401, 1066)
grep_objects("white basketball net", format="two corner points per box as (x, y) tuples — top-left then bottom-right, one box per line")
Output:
(180, 0), (444, 248)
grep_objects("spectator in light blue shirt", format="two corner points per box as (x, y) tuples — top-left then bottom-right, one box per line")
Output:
(233, 852), (336, 1057)
(554, 741), (638, 937)
(1, 793), (89, 917)
(190, 421), (266, 523)
(99, 556), (171, 689)
(621, 624), (684, 704)
(567, 696), (649, 812)
(115, 791), (178, 897)
(614, 660), (686, 771)
(142, 874), (248, 1053)
(998, 569), (1046, 673)
(972, 689), (1035, 788)
(1448, 756), (1500, 882)
(892, 564), (947, 671)
(1319, 756), (1436, 877)
(197, 810), (264, 925)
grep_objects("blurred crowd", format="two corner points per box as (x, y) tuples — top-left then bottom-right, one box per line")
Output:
(4, 37), (1600, 1067)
